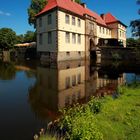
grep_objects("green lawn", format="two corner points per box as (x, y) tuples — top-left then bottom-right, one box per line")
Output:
(39, 85), (140, 140)
(95, 86), (140, 140)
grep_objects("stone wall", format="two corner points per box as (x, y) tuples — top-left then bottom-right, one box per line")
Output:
(100, 47), (140, 60)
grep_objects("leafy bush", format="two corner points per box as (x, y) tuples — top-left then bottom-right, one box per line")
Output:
(58, 100), (103, 140)
(88, 98), (102, 114)
(39, 134), (56, 140)
(117, 85), (127, 95)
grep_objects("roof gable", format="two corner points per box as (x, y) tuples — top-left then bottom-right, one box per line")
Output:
(104, 13), (127, 27)
(104, 13), (118, 24)
(36, 0), (57, 16)
(84, 8), (106, 26)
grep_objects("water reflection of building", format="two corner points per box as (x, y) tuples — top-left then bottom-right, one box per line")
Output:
(28, 60), (125, 120)
(57, 61), (86, 108)
(86, 63), (125, 97)
(28, 60), (86, 120)
(87, 72), (125, 97)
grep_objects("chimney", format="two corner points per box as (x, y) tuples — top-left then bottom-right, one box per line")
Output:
(100, 14), (105, 21)
(81, 3), (86, 8)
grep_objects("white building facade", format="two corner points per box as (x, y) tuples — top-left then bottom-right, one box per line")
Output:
(36, 0), (127, 61)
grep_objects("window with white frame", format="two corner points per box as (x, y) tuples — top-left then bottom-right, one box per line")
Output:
(99, 26), (101, 33)
(48, 14), (52, 25)
(65, 14), (70, 24)
(48, 32), (52, 44)
(89, 23), (94, 30)
(78, 18), (81, 27)
(106, 29), (108, 35)
(103, 28), (105, 34)
(66, 32), (70, 43)
(78, 34), (81, 44)
(72, 16), (76, 25)
(72, 33), (76, 44)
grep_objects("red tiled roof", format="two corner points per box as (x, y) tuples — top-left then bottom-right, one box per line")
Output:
(104, 13), (119, 24)
(84, 8), (106, 26)
(36, 0), (57, 16)
(36, 0), (107, 26)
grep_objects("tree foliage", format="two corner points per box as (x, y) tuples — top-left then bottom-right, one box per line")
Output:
(75, 0), (81, 4)
(16, 34), (24, 43)
(0, 28), (17, 50)
(130, 0), (140, 37)
(24, 31), (36, 42)
(127, 38), (140, 47)
(130, 20), (140, 37)
(28, 0), (47, 28)
(16, 31), (36, 43)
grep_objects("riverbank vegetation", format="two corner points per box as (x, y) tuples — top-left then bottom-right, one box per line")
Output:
(126, 38), (140, 47)
(0, 28), (36, 51)
(39, 83), (140, 140)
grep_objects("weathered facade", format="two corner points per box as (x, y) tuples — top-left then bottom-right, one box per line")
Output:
(36, 0), (127, 61)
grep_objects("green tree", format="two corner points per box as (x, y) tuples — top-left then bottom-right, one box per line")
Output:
(0, 28), (17, 50)
(28, 0), (47, 28)
(24, 31), (36, 42)
(75, 0), (81, 4)
(130, 0), (140, 37)
(126, 38), (138, 47)
(16, 34), (24, 43)
(130, 20), (140, 37)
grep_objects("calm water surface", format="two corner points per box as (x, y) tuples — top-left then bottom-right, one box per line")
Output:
(0, 59), (140, 140)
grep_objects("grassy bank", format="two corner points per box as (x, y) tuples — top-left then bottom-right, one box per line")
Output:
(95, 85), (140, 140)
(39, 84), (140, 140)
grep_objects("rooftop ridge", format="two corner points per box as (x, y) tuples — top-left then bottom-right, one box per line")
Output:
(36, 0), (124, 26)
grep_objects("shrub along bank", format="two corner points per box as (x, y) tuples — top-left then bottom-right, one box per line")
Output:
(39, 84), (140, 140)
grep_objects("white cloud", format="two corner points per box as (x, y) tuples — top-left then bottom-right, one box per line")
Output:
(0, 10), (11, 16)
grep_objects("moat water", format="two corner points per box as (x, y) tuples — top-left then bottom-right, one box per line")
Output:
(0, 59), (140, 140)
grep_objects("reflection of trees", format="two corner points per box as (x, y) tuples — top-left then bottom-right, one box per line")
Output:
(0, 61), (16, 80)
(28, 81), (58, 122)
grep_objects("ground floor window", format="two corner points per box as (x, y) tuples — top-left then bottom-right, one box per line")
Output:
(66, 32), (70, 43)
(72, 33), (76, 44)
(78, 34), (81, 44)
